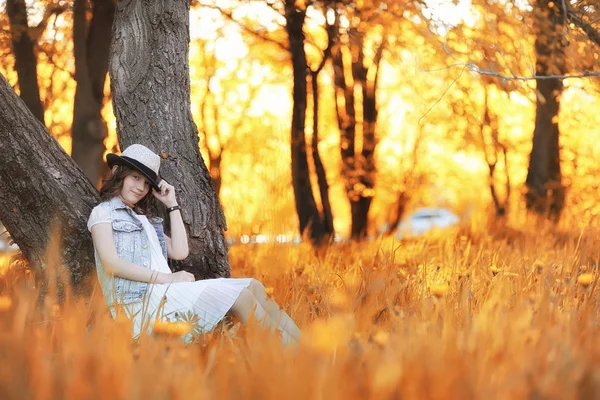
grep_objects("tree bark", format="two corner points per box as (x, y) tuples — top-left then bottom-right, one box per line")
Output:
(109, 0), (230, 279)
(6, 0), (45, 125)
(71, 0), (115, 188)
(0, 73), (99, 288)
(525, 1), (565, 220)
(285, 0), (327, 245)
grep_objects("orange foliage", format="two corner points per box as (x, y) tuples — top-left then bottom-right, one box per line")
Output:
(0, 1), (600, 237)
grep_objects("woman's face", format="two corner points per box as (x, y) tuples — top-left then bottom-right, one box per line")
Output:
(120, 171), (150, 205)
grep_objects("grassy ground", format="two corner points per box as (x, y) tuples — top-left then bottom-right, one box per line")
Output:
(1, 220), (600, 399)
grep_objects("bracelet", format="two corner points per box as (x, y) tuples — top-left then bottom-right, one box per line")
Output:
(167, 205), (181, 214)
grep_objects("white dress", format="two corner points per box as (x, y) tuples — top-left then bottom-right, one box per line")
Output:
(88, 206), (255, 340)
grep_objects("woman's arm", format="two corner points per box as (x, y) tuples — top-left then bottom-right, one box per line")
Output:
(91, 223), (192, 283)
(153, 180), (189, 260)
(164, 208), (189, 260)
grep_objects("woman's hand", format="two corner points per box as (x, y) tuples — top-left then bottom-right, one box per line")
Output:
(161, 271), (195, 283)
(152, 179), (178, 207)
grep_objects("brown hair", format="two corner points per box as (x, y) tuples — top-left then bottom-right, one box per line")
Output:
(99, 165), (160, 216)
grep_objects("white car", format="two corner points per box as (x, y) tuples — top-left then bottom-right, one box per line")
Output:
(396, 207), (460, 238)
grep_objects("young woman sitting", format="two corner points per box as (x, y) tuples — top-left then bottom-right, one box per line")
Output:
(87, 144), (301, 346)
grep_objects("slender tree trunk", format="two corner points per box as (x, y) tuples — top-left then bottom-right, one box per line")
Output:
(0, 73), (98, 288)
(480, 88), (508, 217)
(109, 0), (229, 279)
(310, 72), (334, 237)
(6, 0), (45, 125)
(353, 39), (383, 238)
(71, 0), (115, 187)
(385, 192), (409, 235)
(332, 42), (358, 234)
(525, 1), (565, 220)
(285, 0), (326, 244)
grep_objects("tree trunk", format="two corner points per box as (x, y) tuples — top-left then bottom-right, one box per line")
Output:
(333, 33), (383, 239)
(332, 41), (358, 234)
(354, 39), (383, 238)
(525, 1), (565, 220)
(480, 88), (508, 217)
(0, 73), (99, 288)
(6, 0), (45, 125)
(71, 0), (114, 188)
(109, 0), (229, 279)
(285, 0), (327, 245)
(310, 72), (334, 237)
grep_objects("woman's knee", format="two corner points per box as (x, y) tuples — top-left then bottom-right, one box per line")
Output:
(231, 288), (254, 314)
(235, 288), (255, 306)
(248, 279), (266, 296)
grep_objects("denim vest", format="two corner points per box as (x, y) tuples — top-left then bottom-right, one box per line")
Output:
(93, 197), (168, 305)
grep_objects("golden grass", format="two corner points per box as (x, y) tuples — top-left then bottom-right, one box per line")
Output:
(1, 222), (600, 399)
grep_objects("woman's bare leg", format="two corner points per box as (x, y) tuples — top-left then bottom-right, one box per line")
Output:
(230, 288), (298, 346)
(247, 280), (302, 341)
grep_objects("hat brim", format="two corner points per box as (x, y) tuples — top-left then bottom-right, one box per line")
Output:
(107, 154), (161, 191)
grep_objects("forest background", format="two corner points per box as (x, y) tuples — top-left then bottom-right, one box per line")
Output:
(2, 2), (600, 397)
(1, 0), (600, 243)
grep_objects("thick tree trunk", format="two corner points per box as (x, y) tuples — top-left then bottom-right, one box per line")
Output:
(6, 0), (45, 125)
(285, 0), (327, 245)
(71, 0), (114, 188)
(310, 72), (334, 237)
(525, 1), (565, 220)
(109, 0), (229, 279)
(0, 73), (99, 288)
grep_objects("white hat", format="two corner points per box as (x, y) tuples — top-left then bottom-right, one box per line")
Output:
(106, 144), (161, 190)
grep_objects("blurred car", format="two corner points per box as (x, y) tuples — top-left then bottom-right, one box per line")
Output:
(396, 207), (460, 239)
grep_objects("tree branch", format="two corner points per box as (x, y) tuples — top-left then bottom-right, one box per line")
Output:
(437, 40), (600, 81)
(199, 3), (289, 53)
(564, 8), (600, 48)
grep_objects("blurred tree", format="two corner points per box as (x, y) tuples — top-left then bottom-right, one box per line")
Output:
(0, 72), (98, 289)
(109, 0), (230, 279)
(332, 13), (385, 239)
(524, 1), (566, 220)
(284, 0), (330, 244)
(71, 0), (115, 187)
(447, 0), (600, 221)
(203, 0), (334, 244)
(6, 0), (64, 124)
(480, 85), (510, 217)
(306, 2), (337, 240)
(196, 33), (263, 198)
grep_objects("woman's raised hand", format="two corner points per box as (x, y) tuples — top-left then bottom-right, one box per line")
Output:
(152, 179), (178, 207)
(167, 271), (195, 283)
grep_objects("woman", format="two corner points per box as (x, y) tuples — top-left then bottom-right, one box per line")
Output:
(88, 144), (301, 346)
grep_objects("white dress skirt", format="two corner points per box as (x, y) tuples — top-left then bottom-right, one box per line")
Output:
(114, 214), (254, 340)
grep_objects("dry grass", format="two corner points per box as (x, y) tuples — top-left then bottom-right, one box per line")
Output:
(1, 221), (600, 399)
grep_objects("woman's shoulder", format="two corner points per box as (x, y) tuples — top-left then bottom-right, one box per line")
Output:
(87, 202), (112, 231)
